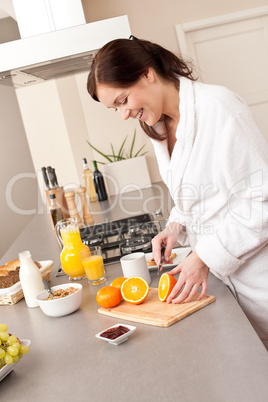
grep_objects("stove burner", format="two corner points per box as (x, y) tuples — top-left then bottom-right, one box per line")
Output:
(127, 226), (143, 237)
(122, 235), (152, 254)
(80, 213), (166, 265)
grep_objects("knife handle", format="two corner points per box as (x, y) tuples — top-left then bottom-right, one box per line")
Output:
(41, 167), (50, 190)
(47, 166), (55, 188)
(52, 168), (59, 187)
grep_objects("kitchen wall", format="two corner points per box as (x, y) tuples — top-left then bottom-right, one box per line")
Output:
(0, 17), (39, 258)
(1, 0), (266, 256)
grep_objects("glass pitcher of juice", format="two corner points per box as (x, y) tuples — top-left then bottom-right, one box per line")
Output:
(55, 217), (90, 280)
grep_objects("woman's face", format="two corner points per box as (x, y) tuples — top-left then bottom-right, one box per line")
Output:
(96, 68), (164, 127)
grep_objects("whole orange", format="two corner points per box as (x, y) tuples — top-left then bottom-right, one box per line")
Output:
(110, 277), (127, 295)
(96, 286), (122, 308)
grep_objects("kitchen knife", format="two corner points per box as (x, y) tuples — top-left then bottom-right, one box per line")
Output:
(47, 166), (56, 189)
(157, 246), (165, 276)
(41, 167), (50, 190)
(52, 168), (59, 187)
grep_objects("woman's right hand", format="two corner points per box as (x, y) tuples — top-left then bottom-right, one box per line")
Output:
(151, 222), (182, 266)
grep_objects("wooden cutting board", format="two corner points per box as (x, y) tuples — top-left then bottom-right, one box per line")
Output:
(98, 288), (215, 327)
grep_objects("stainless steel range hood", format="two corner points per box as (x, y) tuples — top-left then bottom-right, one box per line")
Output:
(0, 1), (131, 87)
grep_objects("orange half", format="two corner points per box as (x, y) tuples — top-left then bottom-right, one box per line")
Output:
(121, 276), (149, 305)
(158, 273), (177, 302)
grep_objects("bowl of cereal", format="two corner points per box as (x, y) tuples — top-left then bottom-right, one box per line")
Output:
(36, 283), (82, 317)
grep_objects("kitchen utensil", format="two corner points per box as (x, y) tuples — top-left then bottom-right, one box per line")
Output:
(55, 218), (89, 280)
(64, 191), (83, 226)
(157, 246), (165, 275)
(47, 166), (56, 189)
(52, 168), (59, 187)
(120, 252), (151, 284)
(98, 288), (215, 327)
(41, 167), (50, 190)
(43, 278), (54, 299)
(36, 283), (82, 317)
(145, 247), (191, 271)
(76, 186), (94, 225)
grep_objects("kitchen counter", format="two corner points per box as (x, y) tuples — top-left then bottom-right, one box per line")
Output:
(1, 183), (268, 401)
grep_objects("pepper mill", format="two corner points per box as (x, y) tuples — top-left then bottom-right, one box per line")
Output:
(64, 191), (83, 226)
(76, 186), (94, 226)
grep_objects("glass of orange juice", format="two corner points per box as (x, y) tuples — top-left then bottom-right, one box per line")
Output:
(79, 246), (106, 285)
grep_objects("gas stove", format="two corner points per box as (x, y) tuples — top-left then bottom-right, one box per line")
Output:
(80, 212), (166, 265)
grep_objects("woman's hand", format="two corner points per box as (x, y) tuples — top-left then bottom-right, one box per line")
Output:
(152, 222), (182, 266)
(166, 251), (209, 303)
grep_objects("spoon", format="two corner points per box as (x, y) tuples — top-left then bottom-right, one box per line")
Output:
(43, 279), (54, 299)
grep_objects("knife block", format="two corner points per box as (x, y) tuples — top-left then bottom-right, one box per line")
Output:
(46, 186), (70, 220)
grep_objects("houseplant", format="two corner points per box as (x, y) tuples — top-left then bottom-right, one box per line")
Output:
(87, 130), (151, 196)
(86, 129), (147, 164)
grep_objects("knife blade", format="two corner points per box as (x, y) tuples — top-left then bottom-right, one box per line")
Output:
(41, 167), (50, 190)
(157, 246), (165, 276)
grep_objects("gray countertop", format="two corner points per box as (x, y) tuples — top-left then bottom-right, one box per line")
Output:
(1, 183), (268, 401)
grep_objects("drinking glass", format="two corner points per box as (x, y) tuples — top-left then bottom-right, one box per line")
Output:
(79, 246), (106, 285)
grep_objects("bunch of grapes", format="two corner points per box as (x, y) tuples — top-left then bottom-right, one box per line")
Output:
(0, 324), (29, 369)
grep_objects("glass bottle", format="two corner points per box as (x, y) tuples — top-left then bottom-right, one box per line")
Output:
(82, 158), (97, 202)
(49, 193), (63, 226)
(92, 160), (108, 201)
(19, 251), (45, 308)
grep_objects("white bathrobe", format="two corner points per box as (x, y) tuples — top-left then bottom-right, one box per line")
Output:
(151, 77), (268, 347)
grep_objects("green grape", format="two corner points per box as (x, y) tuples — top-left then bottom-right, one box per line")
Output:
(20, 344), (29, 354)
(7, 345), (19, 357)
(0, 347), (5, 359)
(4, 352), (13, 365)
(0, 339), (2, 346)
(0, 331), (9, 342)
(0, 358), (6, 369)
(13, 355), (20, 363)
(13, 342), (20, 350)
(7, 335), (18, 345)
(0, 324), (8, 332)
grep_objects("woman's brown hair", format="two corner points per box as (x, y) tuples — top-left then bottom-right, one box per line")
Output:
(87, 37), (195, 140)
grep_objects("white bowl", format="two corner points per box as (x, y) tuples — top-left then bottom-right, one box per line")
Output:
(36, 283), (82, 317)
(95, 323), (136, 345)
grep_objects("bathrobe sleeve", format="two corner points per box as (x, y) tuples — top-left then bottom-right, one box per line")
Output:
(195, 111), (268, 277)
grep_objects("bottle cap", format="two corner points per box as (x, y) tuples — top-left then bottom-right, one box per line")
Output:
(19, 250), (31, 259)
(49, 194), (56, 199)
(83, 158), (87, 164)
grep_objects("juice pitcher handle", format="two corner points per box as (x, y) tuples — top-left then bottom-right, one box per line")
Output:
(55, 221), (64, 248)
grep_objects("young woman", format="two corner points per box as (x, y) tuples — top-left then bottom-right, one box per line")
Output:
(87, 37), (268, 349)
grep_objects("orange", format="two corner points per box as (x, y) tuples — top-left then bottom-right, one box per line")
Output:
(158, 273), (177, 302)
(110, 277), (127, 295)
(121, 276), (149, 305)
(96, 286), (122, 308)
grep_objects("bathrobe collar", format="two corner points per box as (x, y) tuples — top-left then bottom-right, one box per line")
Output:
(151, 76), (196, 198)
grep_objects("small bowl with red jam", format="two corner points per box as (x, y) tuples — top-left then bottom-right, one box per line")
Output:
(95, 323), (136, 345)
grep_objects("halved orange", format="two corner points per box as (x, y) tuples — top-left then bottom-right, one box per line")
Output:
(121, 276), (149, 305)
(158, 273), (177, 302)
